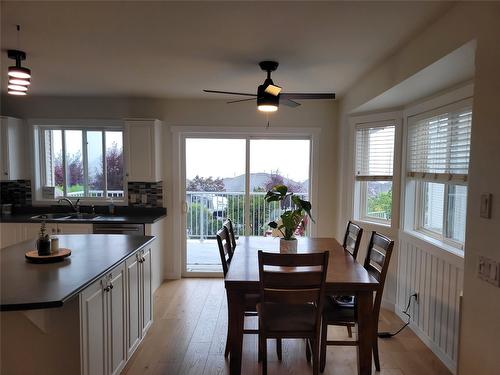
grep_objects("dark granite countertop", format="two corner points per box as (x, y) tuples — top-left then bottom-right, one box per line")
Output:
(0, 206), (166, 224)
(0, 234), (155, 311)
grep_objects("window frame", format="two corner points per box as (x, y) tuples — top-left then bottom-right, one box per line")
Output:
(350, 113), (402, 228)
(402, 89), (473, 254)
(31, 119), (126, 203)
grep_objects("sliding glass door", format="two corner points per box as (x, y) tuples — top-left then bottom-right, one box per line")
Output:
(184, 136), (311, 275)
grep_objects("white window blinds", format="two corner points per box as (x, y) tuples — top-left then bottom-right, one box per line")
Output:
(355, 125), (395, 181)
(407, 105), (472, 183)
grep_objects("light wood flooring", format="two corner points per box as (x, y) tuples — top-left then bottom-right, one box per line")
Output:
(122, 279), (451, 375)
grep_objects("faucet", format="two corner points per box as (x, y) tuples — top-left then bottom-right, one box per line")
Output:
(58, 198), (80, 213)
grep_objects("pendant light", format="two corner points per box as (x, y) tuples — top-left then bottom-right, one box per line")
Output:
(7, 25), (31, 96)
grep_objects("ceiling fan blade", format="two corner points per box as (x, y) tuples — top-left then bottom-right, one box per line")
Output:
(227, 98), (257, 104)
(281, 93), (336, 100)
(281, 99), (301, 108)
(203, 89), (257, 97)
(264, 84), (282, 96)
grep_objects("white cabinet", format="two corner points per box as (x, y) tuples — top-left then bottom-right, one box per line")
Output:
(124, 119), (162, 182)
(80, 263), (126, 375)
(0, 223), (25, 248)
(56, 223), (93, 234)
(0, 116), (26, 181)
(125, 246), (153, 358)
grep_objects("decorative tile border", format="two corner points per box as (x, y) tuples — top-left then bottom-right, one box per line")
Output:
(0, 180), (32, 206)
(128, 181), (163, 208)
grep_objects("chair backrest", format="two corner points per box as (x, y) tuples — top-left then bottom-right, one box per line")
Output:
(216, 226), (233, 276)
(258, 251), (329, 328)
(342, 221), (363, 259)
(223, 219), (237, 250)
(363, 231), (394, 316)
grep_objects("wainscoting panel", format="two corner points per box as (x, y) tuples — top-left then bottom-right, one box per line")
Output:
(397, 231), (464, 374)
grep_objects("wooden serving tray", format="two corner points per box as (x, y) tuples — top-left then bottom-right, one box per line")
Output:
(25, 248), (72, 263)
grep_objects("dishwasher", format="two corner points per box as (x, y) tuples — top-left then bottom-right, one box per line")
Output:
(93, 223), (145, 235)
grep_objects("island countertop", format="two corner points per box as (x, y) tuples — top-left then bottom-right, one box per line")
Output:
(0, 234), (155, 311)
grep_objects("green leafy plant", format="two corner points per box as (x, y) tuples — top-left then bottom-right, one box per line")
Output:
(265, 185), (314, 240)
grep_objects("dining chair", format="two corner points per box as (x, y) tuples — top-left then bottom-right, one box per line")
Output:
(223, 218), (237, 251)
(257, 250), (329, 375)
(342, 220), (363, 259)
(216, 227), (282, 358)
(319, 231), (394, 373)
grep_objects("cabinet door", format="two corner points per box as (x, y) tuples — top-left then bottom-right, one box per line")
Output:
(24, 223), (43, 241)
(125, 254), (141, 358)
(141, 247), (153, 336)
(124, 120), (160, 182)
(0, 223), (25, 248)
(0, 119), (7, 180)
(107, 263), (127, 375)
(80, 278), (106, 375)
(0, 117), (25, 180)
(57, 223), (93, 234)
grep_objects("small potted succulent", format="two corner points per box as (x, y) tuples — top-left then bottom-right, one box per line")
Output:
(36, 221), (51, 256)
(265, 185), (314, 253)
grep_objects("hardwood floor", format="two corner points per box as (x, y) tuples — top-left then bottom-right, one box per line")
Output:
(122, 279), (451, 375)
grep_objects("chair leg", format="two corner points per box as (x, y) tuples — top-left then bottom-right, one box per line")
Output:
(312, 338), (319, 375)
(276, 338), (282, 361)
(320, 318), (328, 373)
(305, 338), (311, 362)
(373, 335), (380, 371)
(224, 308), (231, 357)
(260, 335), (267, 375)
(347, 325), (353, 338)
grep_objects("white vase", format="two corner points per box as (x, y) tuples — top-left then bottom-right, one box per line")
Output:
(280, 238), (298, 253)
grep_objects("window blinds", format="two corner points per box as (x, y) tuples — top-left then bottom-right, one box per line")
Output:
(407, 106), (472, 183)
(355, 125), (395, 181)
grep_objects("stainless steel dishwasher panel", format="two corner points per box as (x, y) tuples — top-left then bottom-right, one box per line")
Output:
(93, 223), (145, 235)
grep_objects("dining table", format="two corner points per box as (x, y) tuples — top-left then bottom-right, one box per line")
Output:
(224, 236), (379, 375)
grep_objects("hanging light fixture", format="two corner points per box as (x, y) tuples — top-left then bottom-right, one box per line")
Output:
(7, 25), (31, 96)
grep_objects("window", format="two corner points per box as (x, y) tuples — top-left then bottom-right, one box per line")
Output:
(407, 101), (472, 247)
(354, 123), (396, 224)
(40, 127), (124, 199)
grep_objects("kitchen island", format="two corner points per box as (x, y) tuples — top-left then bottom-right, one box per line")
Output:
(0, 234), (155, 375)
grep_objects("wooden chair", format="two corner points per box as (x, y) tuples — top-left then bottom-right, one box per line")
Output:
(216, 227), (282, 358)
(342, 220), (363, 259)
(223, 218), (237, 251)
(257, 250), (329, 375)
(320, 231), (394, 373)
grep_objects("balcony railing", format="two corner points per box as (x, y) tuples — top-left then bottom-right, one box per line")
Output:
(186, 191), (309, 239)
(66, 190), (124, 198)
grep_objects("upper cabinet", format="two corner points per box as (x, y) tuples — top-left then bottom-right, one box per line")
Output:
(124, 119), (163, 182)
(0, 116), (27, 181)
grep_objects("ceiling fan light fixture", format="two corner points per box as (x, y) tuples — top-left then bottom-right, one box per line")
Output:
(257, 104), (278, 112)
(8, 84), (28, 92)
(8, 90), (27, 96)
(8, 66), (31, 79)
(9, 77), (31, 86)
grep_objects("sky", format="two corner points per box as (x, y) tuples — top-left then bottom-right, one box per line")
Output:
(186, 138), (310, 182)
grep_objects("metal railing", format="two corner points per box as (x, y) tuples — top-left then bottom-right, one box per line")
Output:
(66, 190), (124, 198)
(186, 191), (309, 239)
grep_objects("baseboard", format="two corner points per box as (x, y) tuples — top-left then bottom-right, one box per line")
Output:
(395, 306), (457, 374)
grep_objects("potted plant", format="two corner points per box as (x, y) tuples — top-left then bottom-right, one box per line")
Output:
(265, 185), (314, 253)
(36, 221), (51, 256)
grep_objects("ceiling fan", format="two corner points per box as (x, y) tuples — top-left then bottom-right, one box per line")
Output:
(203, 61), (335, 112)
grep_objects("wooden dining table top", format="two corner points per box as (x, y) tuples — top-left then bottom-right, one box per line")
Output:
(225, 236), (379, 293)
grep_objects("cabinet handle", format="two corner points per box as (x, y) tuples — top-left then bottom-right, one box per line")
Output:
(57, 228), (61, 234)
(52, 228), (56, 234)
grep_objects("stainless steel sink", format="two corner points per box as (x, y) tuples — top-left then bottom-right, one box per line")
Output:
(31, 213), (71, 220)
(65, 213), (102, 220)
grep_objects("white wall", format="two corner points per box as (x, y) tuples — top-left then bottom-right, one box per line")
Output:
(337, 3), (500, 374)
(0, 96), (338, 279)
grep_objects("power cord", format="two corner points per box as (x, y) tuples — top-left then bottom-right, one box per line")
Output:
(377, 293), (417, 339)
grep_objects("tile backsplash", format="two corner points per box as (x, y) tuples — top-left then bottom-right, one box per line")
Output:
(128, 181), (163, 208)
(0, 180), (32, 206)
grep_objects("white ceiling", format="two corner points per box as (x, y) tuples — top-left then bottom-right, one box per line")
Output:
(1, 1), (452, 98)
(353, 40), (476, 113)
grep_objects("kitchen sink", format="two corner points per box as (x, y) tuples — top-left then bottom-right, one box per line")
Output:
(30, 213), (102, 221)
(31, 213), (71, 220)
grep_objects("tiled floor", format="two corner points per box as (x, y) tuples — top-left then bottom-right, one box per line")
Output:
(122, 278), (452, 375)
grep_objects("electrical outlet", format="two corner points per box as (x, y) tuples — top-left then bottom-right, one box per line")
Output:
(478, 255), (500, 287)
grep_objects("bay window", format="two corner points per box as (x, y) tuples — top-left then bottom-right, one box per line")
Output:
(354, 123), (396, 224)
(407, 100), (472, 248)
(39, 126), (124, 199)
